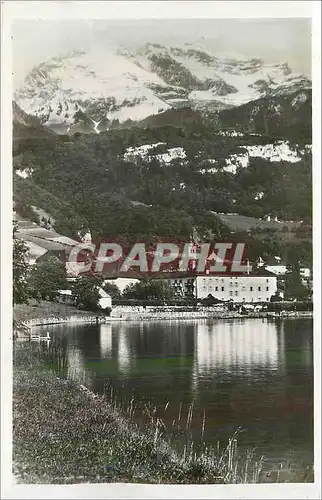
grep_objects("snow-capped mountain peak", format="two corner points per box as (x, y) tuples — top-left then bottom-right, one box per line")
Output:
(15, 42), (311, 134)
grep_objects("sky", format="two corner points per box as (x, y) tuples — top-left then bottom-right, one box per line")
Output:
(12, 18), (311, 89)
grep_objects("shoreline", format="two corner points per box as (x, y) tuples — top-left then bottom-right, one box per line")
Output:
(13, 300), (313, 339)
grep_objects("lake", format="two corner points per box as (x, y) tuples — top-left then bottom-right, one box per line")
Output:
(33, 317), (314, 478)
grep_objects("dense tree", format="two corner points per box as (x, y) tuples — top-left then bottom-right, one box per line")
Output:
(284, 263), (310, 300)
(71, 276), (102, 310)
(102, 281), (121, 299)
(29, 256), (68, 301)
(123, 278), (174, 301)
(13, 226), (31, 304)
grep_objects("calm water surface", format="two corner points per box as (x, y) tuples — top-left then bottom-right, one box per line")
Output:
(34, 318), (313, 474)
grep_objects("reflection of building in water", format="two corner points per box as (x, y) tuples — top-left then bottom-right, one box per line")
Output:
(193, 320), (281, 382)
(117, 325), (130, 374)
(99, 324), (112, 356)
(99, 323), (130, 374)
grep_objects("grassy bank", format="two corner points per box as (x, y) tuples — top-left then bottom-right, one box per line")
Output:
(13, 299), (104, 324)
(13, 345), (271, 485)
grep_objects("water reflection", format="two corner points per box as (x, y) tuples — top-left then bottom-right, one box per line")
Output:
(36, 318), (313, 473)
(117, 325), (131, 374)
(99, 324), (112, 356)
(194, 319), (281, 380)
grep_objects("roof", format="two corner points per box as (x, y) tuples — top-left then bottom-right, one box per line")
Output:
(156, 268), (278, 279)
(98, 288), (111, 298)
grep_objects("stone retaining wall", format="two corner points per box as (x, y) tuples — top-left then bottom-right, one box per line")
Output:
(25, 315), (106, 327)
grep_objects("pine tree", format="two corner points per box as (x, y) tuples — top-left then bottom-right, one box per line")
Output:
(13, 224), (31, 304)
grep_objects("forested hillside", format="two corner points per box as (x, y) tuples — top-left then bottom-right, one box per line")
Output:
(13, 113), (312, 266)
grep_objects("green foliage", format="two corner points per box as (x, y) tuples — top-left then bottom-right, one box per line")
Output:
(218, 89), (312, 142)
(266, 300), (313, 311)
(29, 256), (68, 301)
(270, 292), (283, 303)
(123, 278), (174, 301)
(13, 226), (31, 304)
(13, 175), (88, 239)
(13, 119), (312, 267)
(284, 264), (310, 300)
(71, 276), (102, 310)
(102, 282), (121, 299)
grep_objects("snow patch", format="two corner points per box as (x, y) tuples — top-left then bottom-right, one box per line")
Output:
(16, 168), (33, 179)
(224, 141), (303, 170)
(292, 92), (308, 107)
(245, 142), (302, 163)
(200, 141), (305, 176)
(16, 48), (171, 126)
(124, 143), (186, 164)
(225, 151), (249, 169)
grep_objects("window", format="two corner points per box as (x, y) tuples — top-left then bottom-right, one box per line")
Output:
(250, 286), (253, 291)
(230, 291), (233, 296)
(235, 291), (238, 296)
(266, 279), (269, 283)
(215, 286), (218, 291)
(266, 298), (269, 301)
(258, 286), (261, 291)
(221, 286), (225, 291)
(266, 286), (269, 291)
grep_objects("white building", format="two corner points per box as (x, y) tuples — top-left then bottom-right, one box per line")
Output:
(56, 289), (75, 305)
(98, 288), (112, 310)
(257, 256), (311, 281)
(264, 264), (310, 280)
(266, 265), (288, 276)
(167, 271), (277, 303)
(56, 288), (112, 310)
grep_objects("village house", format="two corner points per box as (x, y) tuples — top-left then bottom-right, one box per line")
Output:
(56, 288), (112, 310)
(256, 256), (311, 284)
(56, 289), (75, 306)
(166, 269), (277, 303)
(97, 289), (112, 310)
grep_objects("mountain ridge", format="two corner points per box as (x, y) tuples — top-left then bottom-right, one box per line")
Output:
(14, 43), (311, 135)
